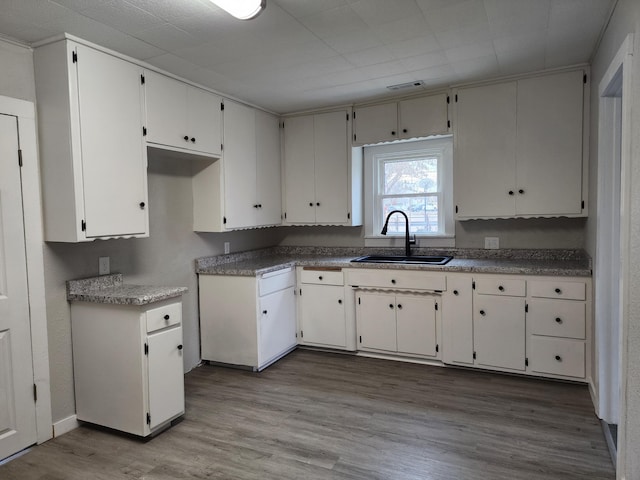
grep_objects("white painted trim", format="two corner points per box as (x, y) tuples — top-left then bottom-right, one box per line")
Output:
(52, 415), (79, 438)
(0, 95), (52, 445)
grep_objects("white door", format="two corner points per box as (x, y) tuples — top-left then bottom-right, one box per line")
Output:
(186, 86), (221, 156)
(396, 294), (438, 357)
(0, 114), (37, 460)
(299, 284), (346, 348)
(442, 276), (474, 365)
(144, 70), (187, 149)
(357, 292), (397, 352)
(258, 288), (296, 368)
(283, 115), (316, 223)
(399, 94), (449, 140)
(255, 110), (282, 227)
(354, 103), (397, 145)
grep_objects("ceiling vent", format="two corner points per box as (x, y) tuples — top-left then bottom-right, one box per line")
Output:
(386, 80), (425, 91)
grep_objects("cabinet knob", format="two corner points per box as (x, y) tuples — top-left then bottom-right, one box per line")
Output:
(498, 285), (504, 292)
(555, 355), (562, 362)
(309, 202), (314, 207)
(164, 314), (170, 320)
(402, 128), (408, 133)
(479, 309), (486, 316)
(453, 290), (459, 295)
(555, 317), (563, 324)
(262, 310), (268, 315)
(389, 304), (394, 309)
(316, 202), (320, 206)
(318, 276), (323, 280)
(254, 204), (259, 208)
(258, 204), (262, 208)
(397, 304), (403, 309)
(338, 299), (342, 304)
(518, 189), (525, 194)
(191, 137), (196, 143)
(177, 344), (183, 350)
(391, 279), (396, 284)
(391, 130), (396, 136)
(508, 190), (514, 196)
(139, 202), (146, 209)
(555, 288), (562, 294)
(183, 135), (189, 141)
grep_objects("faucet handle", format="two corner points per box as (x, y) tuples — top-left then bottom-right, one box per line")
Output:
(409, 234), (417, 245)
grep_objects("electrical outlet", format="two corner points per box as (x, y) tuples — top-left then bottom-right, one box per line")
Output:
(224, 242), (230, 254)
(484, 237), (499, 249)
(99, 256), (110, 275)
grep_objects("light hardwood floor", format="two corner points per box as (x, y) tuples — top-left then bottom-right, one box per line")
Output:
(1, 349), (614, 479)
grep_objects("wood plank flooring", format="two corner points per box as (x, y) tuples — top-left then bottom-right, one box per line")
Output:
(1, 349), (614, 479)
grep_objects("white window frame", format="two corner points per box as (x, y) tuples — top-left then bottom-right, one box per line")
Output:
(363, 136), (454, 248)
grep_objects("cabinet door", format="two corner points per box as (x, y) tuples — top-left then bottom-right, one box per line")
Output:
(223, 101), (257, 229)
(75, 44), (147, 238)
(283, 115), (316, 223)
(353, 103), (397, 145)
(145, 71), (188, 150)
(314, 110), (349, 224)
(399, 94), (448, 140)
(454, 82), (517, 218)
(186, 86), (222, 156)
(474, 295), (526, 370)
(258, 287), (296, 368)
(255, 110), (282, 227)
(396, 294), (438, 357)
(515, 71), (584, 216)
(357, 292), (397, 351)
(299, 284), (346, 348)
(147, 326), (185, 430)
(442, 277), (474, 365)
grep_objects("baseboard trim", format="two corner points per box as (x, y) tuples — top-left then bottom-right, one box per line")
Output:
(52, 415), (79, 438)
(601, 419), (617, 467)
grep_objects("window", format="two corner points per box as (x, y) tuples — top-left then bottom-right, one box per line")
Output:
(364, 137), (454, 246)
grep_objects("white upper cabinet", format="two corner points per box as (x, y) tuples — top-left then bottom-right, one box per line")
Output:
(144, 70), (222, 157)
(34, 38), (148, 242)
(283, 110), (362, 225)
(223, 101), (281, 230)
(353, 93), (449, 145)
(454, 69), (586, 219)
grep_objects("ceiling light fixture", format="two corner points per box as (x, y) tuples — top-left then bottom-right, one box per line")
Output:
(210, 0), (266, 20)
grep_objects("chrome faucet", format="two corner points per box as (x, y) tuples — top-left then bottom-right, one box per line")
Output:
(381, 210), (416, 257)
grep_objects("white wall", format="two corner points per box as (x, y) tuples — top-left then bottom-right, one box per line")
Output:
(588, 0), (640, 477)
(0, 37), (36, 102)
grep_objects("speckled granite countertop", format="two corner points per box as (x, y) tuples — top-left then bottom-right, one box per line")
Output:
(196, 247), (592, 277)
(67, 274), (188, 305)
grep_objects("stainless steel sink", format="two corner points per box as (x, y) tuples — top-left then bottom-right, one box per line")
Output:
(350, 255), (453, 265)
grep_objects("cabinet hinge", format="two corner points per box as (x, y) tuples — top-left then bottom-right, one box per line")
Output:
(447, 120), (451, 129)
(146, 413), (151, 425)
(220, 102), (224, 111)
(33, 383), (37, 402)
(436, 344), (439, 353)
(473, 351), (477, 360)
(299, 288), (302, 296)
(455, 205), (458, 214)
(221, 143), (224, 151)
(144, 343), (149, 355)
(447, 95), (450, 104)
(581, 200), (585, 209)
(455, 94), (458, 102)
(353, 133), (357, 142)
(81, 220), (86, 232)
(346, 113), (349, 121)
(358, 297), (361, 305)
(347, 212), (351, 220)
(140, 74), (145, 85)
(583, 74), (588, 84)
(223, 217), (227, 224)
(525, 303), (529, 313)
(435, 302), (438, 311)
(359, 335), (362, 343)
(525, 358), (529, 367)
(300, 330), (304, 338)
(142, 126), (147, 136)
(18, 149), (23, 167)
(284, 212), (287, 220)
(472, 281), (476, 290)
(72, 50), (77, 63)
(353, 111), (356, 119)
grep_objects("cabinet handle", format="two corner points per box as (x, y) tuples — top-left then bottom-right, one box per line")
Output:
(555, 317), (563, 324)
(177, 345), (183, 350)
(389, 304), (394, 309)
(191, 137), (196, 143)
(555, 355), (562, 362)
(391, 279), (396, 284)
(164, 314), (170, 320)
(391, 130), (396, 136)
(318, 276), (323, 280)
(555, 288), (562, 294)
(508, 190), (514, 196)
(183, 135), (189, 141)
(338, 299), (342, 304)
(498, 285), (504, 292)
(453, 290), (459, 295)
(518, 189), (525, 194)
(479, 310), (486, 316)
(139, 202), (146, 209)
(397, 304), (403, 309)
(262, 310), (268, 315)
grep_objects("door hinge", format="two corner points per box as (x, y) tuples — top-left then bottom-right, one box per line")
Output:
(140, 74), (145, 85)
(144, 343), (149, 355)
(581, 200), (585, 209)
(583, 74), (588, 84)
(455, 94), (458, 102)
(146, 413), (151, 425)
(436, 344), (439, 353)
(358, 297), (361, 305)
(455, 205), (459, 214)
(472, 280), (476, 290)
(353, 111), (356, 119)
(347, 212), (351, 220)
(299, 288), (302, 296)
(220, 102), (224, 111)
(359, 335), (362, 343)
(346, 113), (349, 121)
(300, 330), (304, 338)
(525, 358), (529, 367)
(223, 217), (227, 224)
(81, 220), (86, 232)
(142, 126), (147, 136)
(525, 303), (529, 313)
(473, 351), (477, 360)
(72, 50), (77, 63)
(353, 133), (357, 142)
(18, 149), (23, 167)
(284, 212), (287, 220)
(435, 302), (438, 311)
(221, 143), (224, 151)
(447, 95), (450, 104)
(447, 120), (451, 128)
(33, 383), (37, 402)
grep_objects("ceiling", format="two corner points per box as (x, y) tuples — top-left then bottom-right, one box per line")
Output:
(0, 0), (615, 113)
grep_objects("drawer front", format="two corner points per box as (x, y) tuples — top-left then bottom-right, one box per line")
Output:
(348, 269), (446, 291)
(529, 280), (586, 300)
(529, 336), (585, 378)
(528, 299), (585, 339)
(146, 301), (182, 333)
(475, 277), (526, 297)
(259, 267), (295, 296)
(301, 268), (344, 286)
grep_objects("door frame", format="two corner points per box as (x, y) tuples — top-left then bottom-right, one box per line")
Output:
(0, 95), (52, 446)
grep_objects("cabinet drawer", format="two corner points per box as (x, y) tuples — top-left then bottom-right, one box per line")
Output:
(348, 269), (446, 291)
(146, 302), (182, 333)
(528, 299), (585, 339)
(529, 336), (585, 378)
(258, 267), (295, 296)
(475, 277), (525, 297)
(301, 268), (344, 286)
(529, 280), (586, 300)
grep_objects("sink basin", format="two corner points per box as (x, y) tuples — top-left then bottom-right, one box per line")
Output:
(350, 255), (453, 265)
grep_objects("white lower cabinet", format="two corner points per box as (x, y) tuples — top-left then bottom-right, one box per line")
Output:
(70, 299), (185, 436)
(199, 268), (297, 370)
(442, 275), (474, 365)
